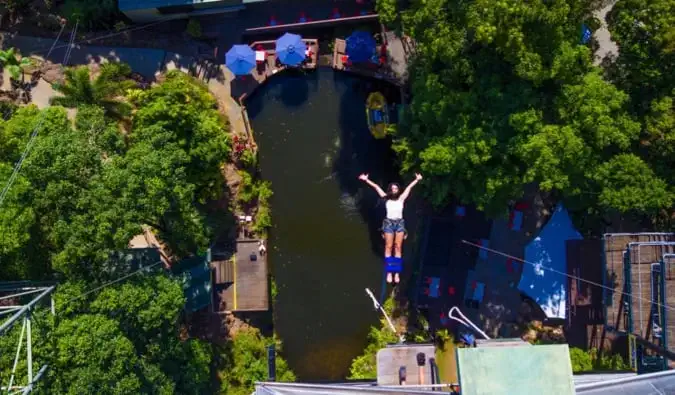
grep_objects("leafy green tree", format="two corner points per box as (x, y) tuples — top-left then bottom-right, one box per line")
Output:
(0, 164), (35, 279)
(50, 314), (143, 394)
(643, 94), (675, 183)
(51, 63), (136, 119)
(376, 0), (400, 29)
(592, 154), (672, 215)
(0, 47), (30, 81)
(392, 0), (674, 224)
(220, 327), (295, 395)
(607, 0), (675, 112)
(49, 275), (214, 394)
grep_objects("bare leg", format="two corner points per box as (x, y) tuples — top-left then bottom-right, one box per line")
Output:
(394, 231), (405, 258)
(384, 232), (394, 258)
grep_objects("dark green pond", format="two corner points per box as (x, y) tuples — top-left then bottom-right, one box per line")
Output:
(246, 69), (403, 380)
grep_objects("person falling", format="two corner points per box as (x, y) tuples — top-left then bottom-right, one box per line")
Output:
(358, 172), (423, 284)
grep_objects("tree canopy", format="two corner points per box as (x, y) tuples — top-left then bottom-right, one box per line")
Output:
(0, 68), (294, 393)
(390, 0), (673, 224)
(45, 274), (214, 394)
(50, 63), (136, 120)
(0, 71), (231, 280)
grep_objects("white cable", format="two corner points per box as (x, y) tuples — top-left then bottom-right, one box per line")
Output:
(66, 261), (163, 303)
(45, 23), (66, 59)
(447, 306), (490, 340)
(63, 21), (79, 66)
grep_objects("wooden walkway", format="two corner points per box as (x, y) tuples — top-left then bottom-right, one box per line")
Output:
(232, 39), (319, 103)
(331, 38), (402, 86)
(213, 239), (269, 312)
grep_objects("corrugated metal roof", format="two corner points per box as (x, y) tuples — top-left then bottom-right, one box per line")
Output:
(118, 0), (225, 12)
(254, 371), (675, 395)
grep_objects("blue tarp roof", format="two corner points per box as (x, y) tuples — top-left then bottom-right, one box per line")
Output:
(172, 255), (212, 312)
(518, 204), (582, 319)
(119, 0), (222, 12)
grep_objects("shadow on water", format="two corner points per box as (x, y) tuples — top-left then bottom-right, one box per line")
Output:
(246, 68), (405, 381)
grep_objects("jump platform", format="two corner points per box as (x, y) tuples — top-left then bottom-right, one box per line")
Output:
(213, 239), (269, 312)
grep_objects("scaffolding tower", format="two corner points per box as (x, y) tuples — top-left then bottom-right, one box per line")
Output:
(0, 282), (55, 394)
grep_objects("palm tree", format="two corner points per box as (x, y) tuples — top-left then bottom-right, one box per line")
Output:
(50, 62), (137, 119)
(0, 48), (31, 82)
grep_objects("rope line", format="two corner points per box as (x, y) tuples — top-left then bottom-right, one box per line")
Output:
(66, 261), (163, 303)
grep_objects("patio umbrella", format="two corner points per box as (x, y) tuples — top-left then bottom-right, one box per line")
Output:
(275, 32), (305, 66)
(346, 30), (376, 63)
(225, 44), (256, 76)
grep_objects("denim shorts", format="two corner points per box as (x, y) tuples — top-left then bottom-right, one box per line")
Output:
(383, 218), (406, 234)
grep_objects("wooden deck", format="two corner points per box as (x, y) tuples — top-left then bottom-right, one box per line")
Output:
(232, 39), (319, 103)
(566, 239), (613, 350)
(331, 38), (402, 86)
(213, 239), (269, 312)
(604, 234), (675, 348)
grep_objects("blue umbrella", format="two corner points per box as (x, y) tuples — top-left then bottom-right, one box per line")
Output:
(276, 33), (305, 66)
(346, 31), (376, 63)
(225, 45), (256, 76)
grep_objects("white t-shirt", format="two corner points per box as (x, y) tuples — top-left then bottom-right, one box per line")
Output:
(385, 199), (404, 220)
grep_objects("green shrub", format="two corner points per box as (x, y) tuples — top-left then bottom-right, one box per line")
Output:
(569, 347), (630, 373)
(253, 203), (272, 234)
(220, 327), (295, 394)
(237, 170), (257, 204)
(569, 347), (593, 372)
(186, 18), (202, 39)
(239, 148), (258, 169)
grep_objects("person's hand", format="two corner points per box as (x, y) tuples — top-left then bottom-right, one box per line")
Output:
(358, 173), (369, 181)
(415, 173), (423, 181)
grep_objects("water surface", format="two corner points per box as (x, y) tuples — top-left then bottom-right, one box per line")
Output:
(246, 69), (401, 380)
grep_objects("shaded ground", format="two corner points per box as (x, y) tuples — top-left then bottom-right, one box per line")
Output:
(415, 203), (492, 332)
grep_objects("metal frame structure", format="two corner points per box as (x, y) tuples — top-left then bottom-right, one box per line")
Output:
(0, 283), (55, 394)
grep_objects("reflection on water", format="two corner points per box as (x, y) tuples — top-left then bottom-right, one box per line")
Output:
(246, 69), (401, 380)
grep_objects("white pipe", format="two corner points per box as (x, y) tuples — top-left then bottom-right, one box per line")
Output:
(448, 307), (490, 340)
(365, 288), (405, 342)
(7, 318), (26, 391)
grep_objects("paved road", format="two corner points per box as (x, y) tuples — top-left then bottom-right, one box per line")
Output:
(593, 0), (619, 65)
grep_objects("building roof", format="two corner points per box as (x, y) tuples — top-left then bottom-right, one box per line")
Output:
(254, 370), (675, 395)
(118, 0), (225, 12)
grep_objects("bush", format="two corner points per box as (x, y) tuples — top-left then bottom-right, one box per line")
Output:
(569, 347), (630, 373)
(220, 327), (295, 394)
(237, 170), (257, 204)
(239, 148), (258, 169)
(186, 18), (202, 39)
(253, 203), (272, 234)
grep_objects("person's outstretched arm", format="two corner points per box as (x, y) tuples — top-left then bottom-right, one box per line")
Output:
(400, 173), (423, 201)
(358, 173), (387, 198)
